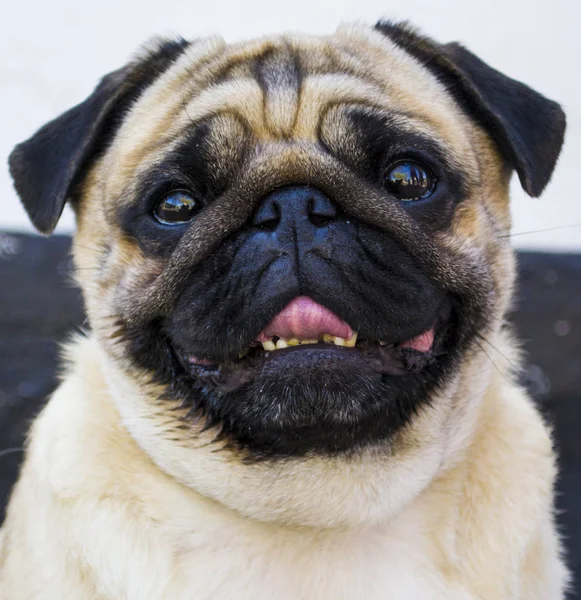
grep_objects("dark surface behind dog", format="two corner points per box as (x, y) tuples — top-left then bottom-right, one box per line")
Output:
(0, 232), (580, 593)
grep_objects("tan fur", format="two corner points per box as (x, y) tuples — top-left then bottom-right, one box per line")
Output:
(0, 23), (568, 598)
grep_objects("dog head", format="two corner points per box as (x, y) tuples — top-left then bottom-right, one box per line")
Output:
(10, 22), (565, 526)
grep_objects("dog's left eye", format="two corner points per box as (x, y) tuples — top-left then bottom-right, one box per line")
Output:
(153, 191), (199, 224)
(383, 161), (435, 201)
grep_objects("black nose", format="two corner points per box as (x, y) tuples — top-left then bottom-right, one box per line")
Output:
(252, 186), (338, 231)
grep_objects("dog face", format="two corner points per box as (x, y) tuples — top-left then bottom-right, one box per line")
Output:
(10, 22), (565, 526)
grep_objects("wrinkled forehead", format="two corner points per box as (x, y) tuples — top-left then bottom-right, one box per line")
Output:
(104, 25), (477, 176)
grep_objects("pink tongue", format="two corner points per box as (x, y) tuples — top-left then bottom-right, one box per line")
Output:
(258, 296), (353, 341)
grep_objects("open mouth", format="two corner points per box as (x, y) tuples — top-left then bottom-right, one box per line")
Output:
(184, 296), (441, 386)
(148, 286), (459, 455)
(162, 292), (453, 456)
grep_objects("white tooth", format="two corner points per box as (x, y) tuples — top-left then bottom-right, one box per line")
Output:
(261, 340), (276, 351)
(333, 337), (346, 347)
(344, 333), (358, 348)
(276, 339), (289, 350)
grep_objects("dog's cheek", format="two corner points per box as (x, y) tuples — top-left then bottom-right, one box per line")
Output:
(75, 227), (167, 346)
(441, 183), (514, 326)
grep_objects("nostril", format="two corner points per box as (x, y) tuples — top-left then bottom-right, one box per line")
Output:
(252, 186), (338, 232)
(256, 217), (279, 231)
(308, 195), (337, 228)
(309, 213), (334, 227)
(252, 200), (281, 231)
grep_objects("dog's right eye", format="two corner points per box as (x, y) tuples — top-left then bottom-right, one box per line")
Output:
(153, 191), (199, 225)
(383, 161), (435, 201)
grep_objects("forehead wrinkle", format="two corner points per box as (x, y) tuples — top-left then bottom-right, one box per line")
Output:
(125, 36), (231, 128)
(293, 74), (387, 140)
(322, 105), (461, 163)
(109, 77), (265, 181)
(254, 43), (301, 138)
(106, 37), (229, 171)
(181, 78), (270, 139)
(334, 25), (479, 160)
(110, 36), (290, 165)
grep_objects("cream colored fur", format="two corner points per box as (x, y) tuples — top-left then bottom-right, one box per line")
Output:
(0, 332), (568, 599)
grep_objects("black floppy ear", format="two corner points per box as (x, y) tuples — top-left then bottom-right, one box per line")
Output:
(9, 68), (130, 235)
(376, 21), (566, 197)
(9, 39), (189, 234)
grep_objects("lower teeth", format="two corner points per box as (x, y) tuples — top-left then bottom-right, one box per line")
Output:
(259, 333), (358, 352)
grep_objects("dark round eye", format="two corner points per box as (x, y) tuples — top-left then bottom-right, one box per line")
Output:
(153, 191), (199, 224)
(383, 161), (435, 201)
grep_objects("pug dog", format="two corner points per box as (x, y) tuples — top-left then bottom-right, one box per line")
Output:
(0, 19), (568, 599)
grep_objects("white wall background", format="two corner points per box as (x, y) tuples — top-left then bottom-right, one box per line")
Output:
(1, 0), (579, 250)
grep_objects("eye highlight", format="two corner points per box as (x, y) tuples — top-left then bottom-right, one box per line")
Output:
(153, 191), (199, 224)
(383, 161), (435, 201)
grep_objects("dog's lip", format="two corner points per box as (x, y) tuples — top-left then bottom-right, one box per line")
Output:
(256, 296), (353, 342)
(254, 296), (435, 352)
(185, 325), (437, 367)
(181, 296), (445, 369)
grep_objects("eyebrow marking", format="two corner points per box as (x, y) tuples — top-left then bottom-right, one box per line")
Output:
(255, 46), (301, 138)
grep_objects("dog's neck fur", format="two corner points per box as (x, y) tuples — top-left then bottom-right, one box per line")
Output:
(0, 334), (566, 599)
